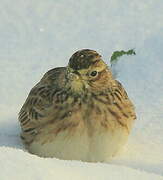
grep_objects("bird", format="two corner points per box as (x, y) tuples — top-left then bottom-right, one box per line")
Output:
(18, 49), (136, 162)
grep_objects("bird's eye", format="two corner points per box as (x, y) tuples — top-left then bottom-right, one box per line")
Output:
(90, 71), (98, 77)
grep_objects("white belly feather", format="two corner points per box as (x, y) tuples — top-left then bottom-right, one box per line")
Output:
(29, 127), (128, 162)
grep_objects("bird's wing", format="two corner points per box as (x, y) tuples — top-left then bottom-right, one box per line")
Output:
(18, 67), (66, 144)
(111, 80), (136, 130)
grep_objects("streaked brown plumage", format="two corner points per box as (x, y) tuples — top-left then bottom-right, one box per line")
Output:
(18, 49), (136, 162)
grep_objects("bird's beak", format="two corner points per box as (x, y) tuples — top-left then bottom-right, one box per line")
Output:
(68, 71), (81, 81)
(67, 69), (87, 92)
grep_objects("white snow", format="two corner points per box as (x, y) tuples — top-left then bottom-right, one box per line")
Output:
(0, 0), (163, 179)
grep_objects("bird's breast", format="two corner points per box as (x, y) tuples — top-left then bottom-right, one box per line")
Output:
(47, 92), (129, 138)
(28, 92), (131, 161)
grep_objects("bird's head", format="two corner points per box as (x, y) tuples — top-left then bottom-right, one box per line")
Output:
(66, 49), (113, 93)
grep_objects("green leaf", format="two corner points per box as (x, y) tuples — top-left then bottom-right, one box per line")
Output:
(110, 49), (136, 64)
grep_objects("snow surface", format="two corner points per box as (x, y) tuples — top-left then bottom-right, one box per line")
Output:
(0, 0), (163, 179)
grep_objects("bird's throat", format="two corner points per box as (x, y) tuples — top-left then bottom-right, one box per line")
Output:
(70, 80), (86, 93)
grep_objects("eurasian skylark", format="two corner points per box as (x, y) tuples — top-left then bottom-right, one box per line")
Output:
(19, 49), (136, 162)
